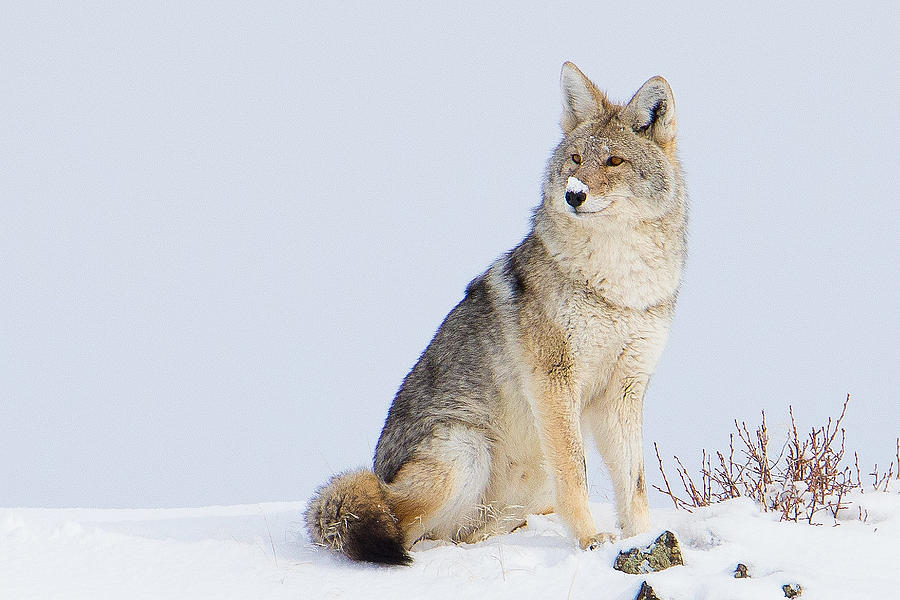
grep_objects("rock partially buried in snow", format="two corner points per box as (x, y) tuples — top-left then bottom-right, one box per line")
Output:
(634, 581), (660, 600)
(734, 563), (750, 578)
(782, 583), (803, 598)
(613, 531), (684, 574)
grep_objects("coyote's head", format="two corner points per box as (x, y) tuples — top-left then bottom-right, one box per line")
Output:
(542, 63), (683, 225)
(535, 63), (687, 309)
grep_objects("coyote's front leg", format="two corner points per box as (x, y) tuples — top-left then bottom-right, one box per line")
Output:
(586, 354), (655, 538)
(532, 376), (614, 549)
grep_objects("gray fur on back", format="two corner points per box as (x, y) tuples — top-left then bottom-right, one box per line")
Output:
(373, 275), (501, 483)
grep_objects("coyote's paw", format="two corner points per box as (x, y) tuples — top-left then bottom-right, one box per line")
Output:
(580, 532), (617, 550)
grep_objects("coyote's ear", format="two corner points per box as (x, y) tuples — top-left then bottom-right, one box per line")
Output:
(623, 76), (677, 148)
(560, 62), (609, 134)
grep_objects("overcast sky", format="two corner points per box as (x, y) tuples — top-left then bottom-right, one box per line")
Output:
(2, 2), (897, 509)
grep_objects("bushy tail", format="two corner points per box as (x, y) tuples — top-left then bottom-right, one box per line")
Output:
(304, 468), (411, 565)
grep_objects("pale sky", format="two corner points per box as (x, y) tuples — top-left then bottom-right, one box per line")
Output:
(2, 2), (897, 508)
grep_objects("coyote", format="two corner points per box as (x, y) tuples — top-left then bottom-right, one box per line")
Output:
(306, 62), (687, 565)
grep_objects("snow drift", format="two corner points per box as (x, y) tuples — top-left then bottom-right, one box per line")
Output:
(2, 490), (898, 599)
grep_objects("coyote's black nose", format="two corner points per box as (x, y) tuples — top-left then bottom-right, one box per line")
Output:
(566, 190), (586, 208)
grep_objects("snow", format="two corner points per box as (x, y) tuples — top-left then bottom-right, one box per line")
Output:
(566, 176), (590, 195)
(3, 491), (898, 599)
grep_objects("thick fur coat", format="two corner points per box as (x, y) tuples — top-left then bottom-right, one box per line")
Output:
(305, 62), (687, 564)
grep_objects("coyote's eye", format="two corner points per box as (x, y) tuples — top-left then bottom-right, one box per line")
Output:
(571, 153), (582, 165)
(606, 156), (625, 167)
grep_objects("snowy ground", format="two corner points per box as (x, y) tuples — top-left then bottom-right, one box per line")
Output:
(3, 491), (898, 600)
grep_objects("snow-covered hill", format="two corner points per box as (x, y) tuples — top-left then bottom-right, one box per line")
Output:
(2, 491), (897, 599)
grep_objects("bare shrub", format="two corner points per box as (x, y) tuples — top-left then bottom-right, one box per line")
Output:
(653, 395), (899, 523)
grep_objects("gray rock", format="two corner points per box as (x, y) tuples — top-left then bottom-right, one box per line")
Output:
(614, 531), (684, 574)
(634, 581), (660, 600)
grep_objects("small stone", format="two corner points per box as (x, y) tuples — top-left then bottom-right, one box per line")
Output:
(634, 581), (660, 600)
(613, 531), (684, 574)
(734, 563), (750, 578)
(782, 583), (803, 598)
